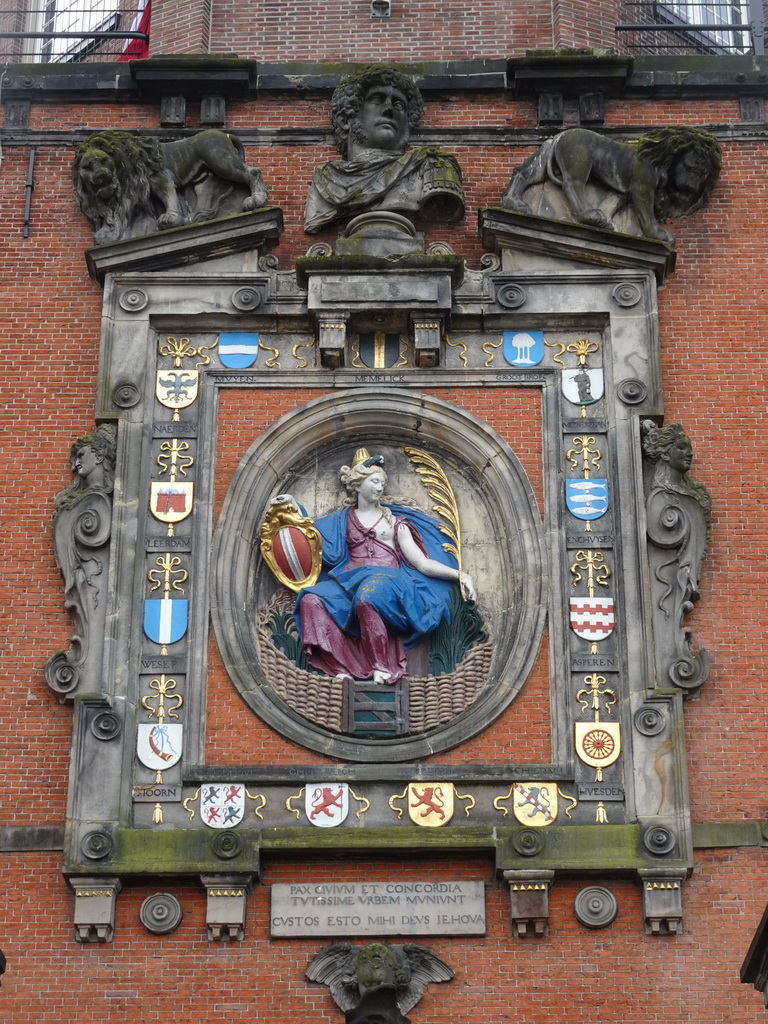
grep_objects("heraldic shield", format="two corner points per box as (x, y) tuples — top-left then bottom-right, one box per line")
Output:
(408, 783), (455, 827)
(305, 783), (349, 827)
(574, 721), (621, 781)
(260, 500), (322, 593)
(512, 782), (558, 826)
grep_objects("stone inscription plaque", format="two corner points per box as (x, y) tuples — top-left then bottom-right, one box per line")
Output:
(578, 784), (625, 802)
(132, 784), (182, 802)
(270, 880), (486, 937)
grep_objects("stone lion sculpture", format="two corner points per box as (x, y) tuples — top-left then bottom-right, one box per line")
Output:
(500, 126), (721, 245)
(73, 128), (269, 245)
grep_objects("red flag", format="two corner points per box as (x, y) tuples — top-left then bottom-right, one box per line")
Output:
(117, 0), (150, 60)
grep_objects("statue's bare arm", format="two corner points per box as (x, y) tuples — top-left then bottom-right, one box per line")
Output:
(397, 522), (476, 601)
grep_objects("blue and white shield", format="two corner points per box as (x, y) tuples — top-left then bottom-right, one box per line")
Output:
(502, 330), (544, 367)
(137, 723), (183, 771)
(218, 332), (260, 368)
(565, 479), (609, 521)
(143, 598), (188, 646)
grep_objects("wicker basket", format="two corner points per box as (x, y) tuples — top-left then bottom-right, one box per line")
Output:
(256, 595), (491, 735)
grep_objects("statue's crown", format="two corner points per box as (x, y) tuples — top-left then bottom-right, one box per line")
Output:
(352, 448), (385, 470)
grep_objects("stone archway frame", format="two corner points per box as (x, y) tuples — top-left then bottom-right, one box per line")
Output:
(211, 388), (547, 761)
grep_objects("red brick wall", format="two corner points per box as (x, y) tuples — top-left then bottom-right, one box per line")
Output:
(202, 0), (553, 63)
(553, 0), (620, 48)
(2, 65), (768, 1024)
(152, 0), (211, 55)
(4, 852), (768, 1021)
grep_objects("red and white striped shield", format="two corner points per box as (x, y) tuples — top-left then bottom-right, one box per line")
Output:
(569, 596), (615, 642)
(261, 501), (322, 592)
(272, 525), (317, 586)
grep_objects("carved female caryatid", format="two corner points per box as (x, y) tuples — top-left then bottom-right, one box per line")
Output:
(263, 448), (475, 686)
(46, 425), (116, 698)
(642, 420), (711, 692)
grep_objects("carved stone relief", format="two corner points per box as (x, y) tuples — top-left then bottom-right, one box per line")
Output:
(500, 126), (721, 245)
(304, 66), (464, 238)
(642, 420), (711, 693)
(50, 130), (717, 943)
(306, 942), (454, 1023)
(212, 389), (545, 761)
(73, 128), (269, 245)
(46, 425), (116, 700)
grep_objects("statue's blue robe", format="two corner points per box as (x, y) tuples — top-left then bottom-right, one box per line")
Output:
(295, 504), (455, 650)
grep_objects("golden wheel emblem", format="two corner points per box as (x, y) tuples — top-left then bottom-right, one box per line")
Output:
(581, 728), (616, 760)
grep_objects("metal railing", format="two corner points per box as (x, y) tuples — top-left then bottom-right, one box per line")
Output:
(0, 0), (147, 62)
(617, 0), (764, 54)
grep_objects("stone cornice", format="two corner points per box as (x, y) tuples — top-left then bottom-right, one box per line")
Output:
(3, 54), (768, 102)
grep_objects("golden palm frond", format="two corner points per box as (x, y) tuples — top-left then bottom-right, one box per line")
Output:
(404, 447), (464, 600)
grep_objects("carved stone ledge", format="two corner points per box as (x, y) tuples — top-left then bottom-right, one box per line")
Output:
(70, 876), (122, 943)
(479, 207), (676, 284)
(297, 252), (464, 293)
(638, 869), (685, 936)
(317, 313), (349, 369)
(503, 869), (555, 937)
(200, 874), (255, 941)
(298, 252), (463, 367)
(85, 207), (283, 283)
(507, 54), (634, 101)
(410, 311), (445, 367)
(128, 56), (258, 100)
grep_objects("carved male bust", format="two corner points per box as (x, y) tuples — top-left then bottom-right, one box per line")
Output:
(304, 65), (464, 233)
